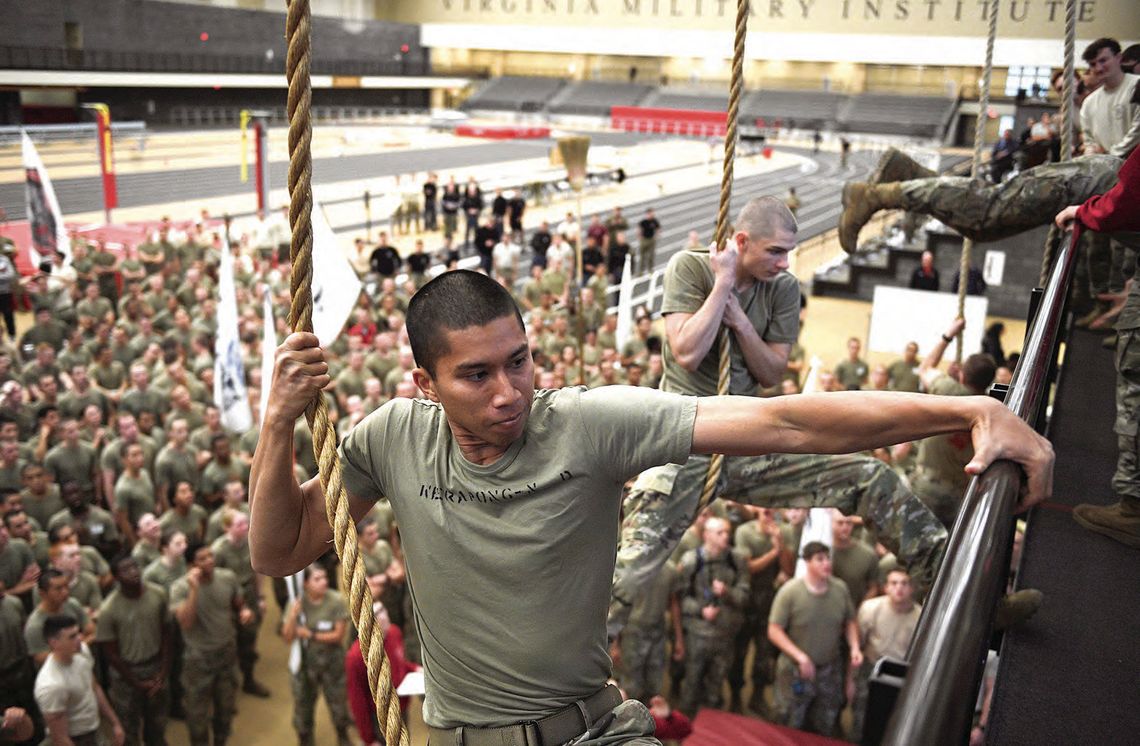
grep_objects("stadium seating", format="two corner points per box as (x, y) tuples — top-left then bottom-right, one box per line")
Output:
(461, 76), (567, 113)
(741, 89), (845, 131)
(547, 81), (654, 116)
(839, 93), (956, 138)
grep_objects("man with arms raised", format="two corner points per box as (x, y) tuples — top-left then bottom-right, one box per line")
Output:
(250, 266), (1051, 744)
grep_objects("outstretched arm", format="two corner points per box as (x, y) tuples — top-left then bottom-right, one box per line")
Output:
(691, 390), (1053, 511)
(249, 333), (373, 577)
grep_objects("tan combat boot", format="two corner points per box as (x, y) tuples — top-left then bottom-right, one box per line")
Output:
(839, 182), (904, 253)
(871, 148), (937, 184)
(1073, 496), (1140, 549)
(993, 588), (1044, 631)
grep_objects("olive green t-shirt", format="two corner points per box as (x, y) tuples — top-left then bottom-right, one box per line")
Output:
(143, 558), (186, 594)
(22, 487), (65, 529)
(25, 599), (90, 656)
(205, 504), (249, 544)
(114, 471), (157, 528)
(769, 576), (854, 667)
(95, 584), (169, 663)
(301, 590), (349, 655)
(887, 359), (921, 392)
(338, 385), (696, 728)
(170, 567), (242, 655)
(834, 358), (869, 390)
(0, 595), (27, 667)
(90, 360), (127, 390)
(210, 537), (255, 598)
(154, 445), (200, 495)
(131, 540), (160, 569)
(916, 375), (975, 488)
(733, 520), (780, 605)
(361, 539), (396, 578)
(659, 250), (800, 397)
(0, 538), (35, 590)
(831, 542), (880, 607)
(200, 460), (249, 500)
(627, 561), (679, 630)
(158, 505), (208, 544)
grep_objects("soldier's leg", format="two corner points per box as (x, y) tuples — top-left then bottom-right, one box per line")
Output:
(290, 667), (318, 739)
(804, 661), (844, 737)
(317, 656), (353, 734)
(678, 633), (712, 715)
(749, 597), (776, 711)
(723, 453), (947, 599)
(641, 627), (667, 702)
(108, 667), (143, 746)
(1085, 231), (1113, 303)
(132, 658), (168, 746)
(168, 628), (185, 718)
(610, 460), (714, 638)
(210, 657), (238, 744)
(620, 626), (650, 702)
(180, 656), (212, 746)
(726, 612), (755, 702)
(773, 656), (813, 729)
(849, 659), (874, 745)
(701, 638), (734, 709)
(572, 699), (660, 745)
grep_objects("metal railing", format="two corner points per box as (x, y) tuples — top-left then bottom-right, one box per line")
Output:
(0, 45), (427, 77)
(878, 231), (1077, 745)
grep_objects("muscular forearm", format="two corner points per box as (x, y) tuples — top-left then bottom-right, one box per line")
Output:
(694, 391), (988, 457)
(731, 324), (788, 388)
(668, 281), (733, 371)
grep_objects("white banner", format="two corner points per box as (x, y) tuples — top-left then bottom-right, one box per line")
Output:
(259, 292), (276, 425)
(794, 508), (834, 579)
(214, 238), (253, 433)
(311, 199), (362, 347)
(614, 253), (634, 353)
(21, 131), (70, 268)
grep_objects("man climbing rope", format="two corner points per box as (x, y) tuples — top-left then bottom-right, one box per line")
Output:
(249, 266), (1051, 744)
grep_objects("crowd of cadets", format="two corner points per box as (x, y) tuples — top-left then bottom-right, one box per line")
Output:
(0, 156), (1015, 744)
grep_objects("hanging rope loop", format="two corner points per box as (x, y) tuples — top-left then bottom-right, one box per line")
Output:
(284, 2), (409, 744)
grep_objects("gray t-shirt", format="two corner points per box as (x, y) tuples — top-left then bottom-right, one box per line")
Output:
(659, 250), (800, 397)
(338, 385), (696, 728)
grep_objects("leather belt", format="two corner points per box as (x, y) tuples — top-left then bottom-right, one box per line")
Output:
(428, 684), (623, 746)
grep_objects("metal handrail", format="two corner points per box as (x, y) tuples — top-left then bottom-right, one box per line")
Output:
(881, 231), (1078, 745)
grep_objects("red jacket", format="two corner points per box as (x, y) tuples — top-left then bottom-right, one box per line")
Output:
(1077, 149), (1140, 233)
(345, 625), (417, 745)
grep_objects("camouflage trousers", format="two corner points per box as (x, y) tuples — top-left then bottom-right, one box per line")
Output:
(609, 453), (947, 638)
(181, 649), (237, 746)
(728, 599), (775, 695)
(236, 610), (261, 683)
(773, 656), (844, 737)
(679, 631), (735, 716)
(108, 657), (169, 746)
(291, 647), (351, 736)
(1114, 329), (1140, 500)
(911, 470), (967, 530)
(618, 623), (667, 703)
(849, 659), (877, 744)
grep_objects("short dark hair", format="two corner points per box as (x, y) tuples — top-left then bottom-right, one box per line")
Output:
(802, 541), (830, 561)
(38, 567), (66, 592)
(1122, 44), (1140, 68)
(405, 270), (525, 376)
(963, 353), (997, 392)
(42, 614), (78, 642)
(184, 540), (206, 565)
(1082, 37), (1121, 63)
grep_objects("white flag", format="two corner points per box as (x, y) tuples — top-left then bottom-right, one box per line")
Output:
(21, 131), (70, 268)
(284, 569), (306, 675)
(794, 509), (833, 578)
(259, 292), (276, 425)
(614, 253), (634, 352)
(214, 238), (253, 433)
(311, 199), (362, 347)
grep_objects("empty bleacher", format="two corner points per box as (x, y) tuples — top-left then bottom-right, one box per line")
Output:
(546, 81), (654, 116)
(639, 88), (729, 112)
(741, 89), (845, 130)
(461, 76), (567, 113)
(839, 93), (956, 138)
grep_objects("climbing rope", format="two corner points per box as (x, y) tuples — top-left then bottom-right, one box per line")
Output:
(696, 0), (748, 514)
(1039, 0), (1077, 286)
(284, 3), (408, 745)
(955, 0), (1000, 363)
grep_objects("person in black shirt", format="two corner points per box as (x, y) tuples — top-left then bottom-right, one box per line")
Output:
(423, 173), (439, 232)
(490, 189), (508, 227)
(369, 232), (401, 280)
(473, 217), (499, 275)
(908, 250), (940, 291)
(507, 191), (526, 234)
(440, 178), (461, 239)
(581, 235), (604, 281)
(437, 235), (460, 269)
(462, 180), (484, 249)
(637, 208), (661, 275)
(529, 221), (552, 269)
(406, 239), (433, 288)
(608, 231), (631, 283)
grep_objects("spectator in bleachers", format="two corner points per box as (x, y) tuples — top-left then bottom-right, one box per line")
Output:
(834, 337), (869, 390)
(637, 208), (661, 275)
(462, 177), (484, 250)
(529, 220), (552, 269)
(422, 172), (439, 232)
(887, 342), (921, 392)
(440, 176), (461, 240)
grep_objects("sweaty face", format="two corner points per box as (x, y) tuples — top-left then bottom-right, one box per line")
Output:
(415, 315), (535, 454)
(739, 228), (794, 282)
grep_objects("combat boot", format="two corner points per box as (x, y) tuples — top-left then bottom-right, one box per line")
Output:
(993, 588), (1044, 631)
(839, 182), (904, 253)
(871, 148), (936, 184)
(1073, 495), (1140, 549)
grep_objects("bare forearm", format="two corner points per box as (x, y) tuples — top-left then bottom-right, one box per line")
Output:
(694, 391), (988, 457)
(732, 327), (788, 388)
(846, 619), (861, 655)
(248, 415), (332, 576)
(768, 623), (806, 663)
(668, 283), (732, 371)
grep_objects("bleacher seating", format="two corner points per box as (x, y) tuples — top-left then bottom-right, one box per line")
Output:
(640, 88), (729, 112)
(461, 76), (567, 113)
(547, 81), (654, 116)
(839, 93), (956, 138)
(741, 89), (844, 130)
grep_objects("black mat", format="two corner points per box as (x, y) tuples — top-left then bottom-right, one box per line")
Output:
(987, 327), (1140, 744)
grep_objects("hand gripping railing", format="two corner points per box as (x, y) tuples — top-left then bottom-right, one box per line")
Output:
(874, 230), (1078, 746)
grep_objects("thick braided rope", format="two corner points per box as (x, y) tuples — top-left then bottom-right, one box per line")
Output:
(284, 3), (409, 745)
(697, 0), (748, 513)
(1039, 0), (1077, 286)
(955, 0), (1000, 362)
